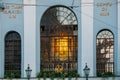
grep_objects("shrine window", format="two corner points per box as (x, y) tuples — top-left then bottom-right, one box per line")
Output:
(40, 6), (78, 72)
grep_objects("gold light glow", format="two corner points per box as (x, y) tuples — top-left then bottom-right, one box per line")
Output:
(52, 35), (72, 61)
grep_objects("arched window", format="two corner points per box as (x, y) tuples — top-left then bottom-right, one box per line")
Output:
(96, 30), (114, 76)
(40, 6), (78, 72)
(5, 31), (21, 78)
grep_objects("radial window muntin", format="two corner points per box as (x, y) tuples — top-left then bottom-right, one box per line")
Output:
(40, 6), (78, 72)
(96, 30), (114, 76)
(56, 7), (77, 25)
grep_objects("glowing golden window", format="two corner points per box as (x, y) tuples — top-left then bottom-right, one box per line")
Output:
(40, 6), (78, 72)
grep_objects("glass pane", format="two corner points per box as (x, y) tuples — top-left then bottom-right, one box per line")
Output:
(40, 6), (78, 72)
(5, 32), (21, 78)
(96, 30), (114, 77)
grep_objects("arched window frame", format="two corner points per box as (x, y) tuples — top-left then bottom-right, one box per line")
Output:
(96, 29), (114, 77)
(4, 31), (21, 78)
(40, 6), (78, 73)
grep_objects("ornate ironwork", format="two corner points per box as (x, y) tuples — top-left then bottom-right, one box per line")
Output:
(40, 6), (78, 72)
(5, 31), (21, 78)
(96, 30), (114, 76)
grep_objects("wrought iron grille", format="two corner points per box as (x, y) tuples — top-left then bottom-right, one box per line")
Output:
(40, 6), (78, 72)
(96, 30), (114, 76)
(5, 32), (21, 78)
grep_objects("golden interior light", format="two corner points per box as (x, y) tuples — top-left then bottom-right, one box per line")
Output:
(52, 35), (72, 61)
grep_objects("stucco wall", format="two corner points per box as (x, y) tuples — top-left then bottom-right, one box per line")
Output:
(118, 0), (120, 76)
(0, 0), (24, 78)
(81, 0), (94, 76)
(0, 0), (120, 78)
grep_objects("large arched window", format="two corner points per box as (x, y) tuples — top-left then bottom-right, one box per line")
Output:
(96, 30), (114, 76)
(40, 6), (78, 72)
(5, 31), (21, 78)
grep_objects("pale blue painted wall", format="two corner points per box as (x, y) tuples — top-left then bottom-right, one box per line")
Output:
(0, 0), (119, 78)
(0, 0), (24, 78)
(94, 0), (118, 75)
(118, 0), (120, 76)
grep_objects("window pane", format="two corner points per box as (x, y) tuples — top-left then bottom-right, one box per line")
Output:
(40, 6), (78, 72)
(5, 32), (21, 78)
(96, 30), (114, 77)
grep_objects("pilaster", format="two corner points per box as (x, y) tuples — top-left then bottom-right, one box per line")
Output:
(81, 0), (94, 76)
(24, 0), (36, 77)
(117, 0), (120, 75)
